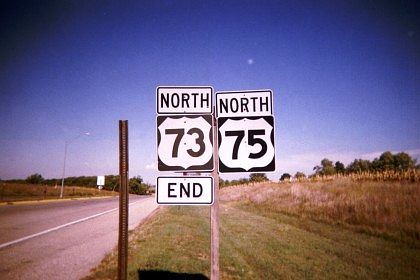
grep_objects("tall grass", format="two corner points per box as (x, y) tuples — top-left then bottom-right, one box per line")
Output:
(220, 179), (420, 245)
(305, 169), (420, 182)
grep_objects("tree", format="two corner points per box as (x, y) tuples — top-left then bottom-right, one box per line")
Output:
(335, 161), (345, 174)
(26, 173), (44, 184)
(313, 165), (322, 174)
(280, 173), (291, 181)
(321, 158), (335, 175)
(219, 178), (227, 188)
(313, 158), (335, 176)
(381, 151), (394, 169)
(370, 157), (382, 171)
(370, 152), (416, 172)
(294, 171), (306, 180)
(347, 159), (371, 173)
(249, 173), (268, 183)
(393, 152), (416, 171)
(238, 178), (250, 185)
(104, 175), (119, 191)
(129, 176), (149, 195)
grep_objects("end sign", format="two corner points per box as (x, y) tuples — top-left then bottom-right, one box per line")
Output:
(157, 177), (213, 205)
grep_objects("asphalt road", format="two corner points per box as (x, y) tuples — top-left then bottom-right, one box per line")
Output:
(0, 195), (158, 279)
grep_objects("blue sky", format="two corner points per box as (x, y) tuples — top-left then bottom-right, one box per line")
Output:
(1, 0), (419, 184)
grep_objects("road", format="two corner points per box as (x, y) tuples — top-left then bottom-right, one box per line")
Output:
(0, 195), (158, 279)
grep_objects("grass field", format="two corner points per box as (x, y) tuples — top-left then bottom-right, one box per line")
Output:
(0, 183), (116, 202)
(222, 179), (420, 245)
(85, 180), (420, 279)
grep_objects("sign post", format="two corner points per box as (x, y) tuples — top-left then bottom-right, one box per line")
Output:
(211, 114), (220, 280)
(156, 86), (218, 278)
(118, 120), (129, 280)
(156, 87), (276, 280)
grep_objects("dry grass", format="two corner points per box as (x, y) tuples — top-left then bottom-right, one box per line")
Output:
(305, 169), (420, 182)
(220, 179), (420, 245)
(0, 182), (116, 202)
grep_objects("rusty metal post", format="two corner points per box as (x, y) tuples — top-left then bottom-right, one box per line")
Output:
(118, 120), (129, 280)
(211, 114), (220, 280)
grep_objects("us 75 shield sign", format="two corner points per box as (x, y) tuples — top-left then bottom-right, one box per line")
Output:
(218, 116), (275, 172)
(157, 115), (213, 171)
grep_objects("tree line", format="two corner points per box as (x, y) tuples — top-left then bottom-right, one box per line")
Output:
(280, 151), (418, 181)
(220, 173), (269, 187)
(18, 173), (272, 190)
(4, 174), (153, 195)
(4, 151), (417, 190)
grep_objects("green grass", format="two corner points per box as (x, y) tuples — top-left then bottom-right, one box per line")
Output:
(85, 200), (420, 279)
(85, 206), (211, 279)
(129, 206), (211, 276)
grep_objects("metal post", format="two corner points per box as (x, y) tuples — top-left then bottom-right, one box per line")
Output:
(211, 114), (220, 280)
(60, 142), (68, 198)
(118, 120), (129, 280)
(59, 132), (89, 199)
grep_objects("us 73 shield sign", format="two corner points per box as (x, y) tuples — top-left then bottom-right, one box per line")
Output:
(218, 116), (275, 172)
(157, 115), (214, 171)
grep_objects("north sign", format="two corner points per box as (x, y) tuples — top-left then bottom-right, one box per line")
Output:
(157, 177), (214, 205)
(157, 86), (213, 114)
(157, 115), (213, 171)
(216, 90), (272, 118)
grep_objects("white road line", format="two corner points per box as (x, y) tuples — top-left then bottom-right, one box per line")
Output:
(0, 200), (142, 250)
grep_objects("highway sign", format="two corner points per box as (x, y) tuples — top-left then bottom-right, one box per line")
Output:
(157, 176), (214, 205)
(217, 116), (275, 173)
(216, 90), (272, 118)
(157, 114), (214, 171)
(218, 116), (275, 173)
(216, 90), (275, 173)
(157, 86), (213, 114)
(97, 176), (105, 186)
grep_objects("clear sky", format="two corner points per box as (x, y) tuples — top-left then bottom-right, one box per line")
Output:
(1, 0), (419, 184)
